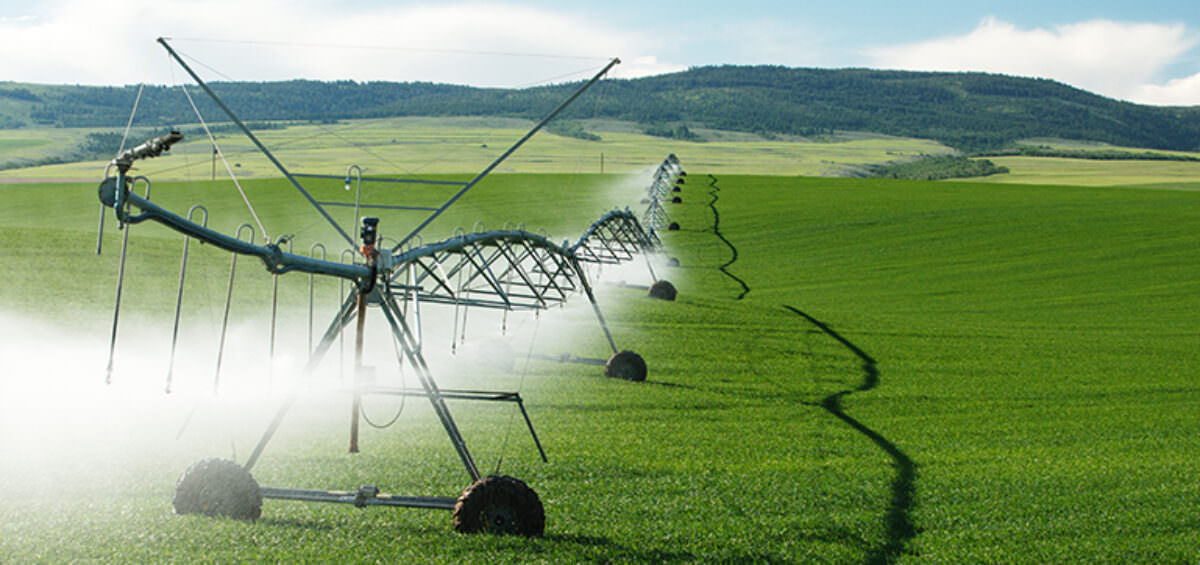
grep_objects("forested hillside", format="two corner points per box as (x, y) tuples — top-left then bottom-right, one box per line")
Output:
(3, 65), (1199, 152)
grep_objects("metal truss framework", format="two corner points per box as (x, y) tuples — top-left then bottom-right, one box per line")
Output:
(97, 37), (677, 532)
(641, 153), (686, 232)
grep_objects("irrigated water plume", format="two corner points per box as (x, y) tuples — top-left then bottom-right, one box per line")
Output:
(0, 255), (662, 494)
(0, 309), (343, 495)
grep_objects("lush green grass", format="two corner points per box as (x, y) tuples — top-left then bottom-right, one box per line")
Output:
(2, 170), (1200, 562)
(670, 175), (1200, 561)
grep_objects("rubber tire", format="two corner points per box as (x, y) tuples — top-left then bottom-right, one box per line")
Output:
(667, 222), (680, 231)
(173, 458), (262, 521)
(671, 196), (683, 203)
(453, 475), (545, 537)
(605, 350), (647, 382)
(648, 280), (677, 301)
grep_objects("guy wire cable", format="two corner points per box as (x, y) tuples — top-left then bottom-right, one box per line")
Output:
(493, 309), (541, 475)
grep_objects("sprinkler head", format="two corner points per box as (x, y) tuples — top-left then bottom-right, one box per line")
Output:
(112, 130), (184, 170)
(360, 217), (380, 247)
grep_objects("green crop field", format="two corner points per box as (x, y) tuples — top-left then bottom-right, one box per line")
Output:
(0, 118), (954, 181)
(0, 128), (92, 168)
(965, 156), (1200, 190)
(0, 138), (51, 151)
(2, 156), (1200, 562)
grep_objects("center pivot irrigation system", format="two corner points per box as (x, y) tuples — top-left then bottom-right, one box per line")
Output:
(96, 38), (686, 536)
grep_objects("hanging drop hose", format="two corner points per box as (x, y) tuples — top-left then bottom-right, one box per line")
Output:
(212, 224), (255, 394)
(359, 328), (409, 430)
(166, 205), (209, 394)
(359, 399), (404, 429)
(104, 175), (151, 385)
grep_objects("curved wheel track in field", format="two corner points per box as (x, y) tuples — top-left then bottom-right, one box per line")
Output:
(706, 174), (751, 299)
(784, 305), (918, 564)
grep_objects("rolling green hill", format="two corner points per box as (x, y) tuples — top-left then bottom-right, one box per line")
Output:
(4, 65), (1199, 154)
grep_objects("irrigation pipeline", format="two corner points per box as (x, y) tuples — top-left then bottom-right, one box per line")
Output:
(707, 175), (751, 299)
(782, 305), (917, 562)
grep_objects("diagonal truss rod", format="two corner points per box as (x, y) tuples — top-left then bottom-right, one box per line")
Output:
(570, 210), (656, 265)
(448, 242), (573, 305)
(402, 246), (573, 309)
(377, 288), (481, 481)
(158, 35), (618, 251)
(243, 285), (482, 482)
(244, 289), (361, 471)
(156, 37), (356, 247)
(641, 154), (684, 232)
(393, 57), (621, 250)
(379, 217), (655, 310)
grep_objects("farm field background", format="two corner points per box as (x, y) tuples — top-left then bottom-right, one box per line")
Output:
(2, 136), (1200, 561)
(963, 155), (1200, 190)
(0, 117), (956, 181)
(6, 118), (1200, 187)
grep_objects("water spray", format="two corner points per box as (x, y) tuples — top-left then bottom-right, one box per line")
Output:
(94, 37), (686, 537)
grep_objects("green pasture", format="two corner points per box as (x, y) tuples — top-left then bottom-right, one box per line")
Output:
(8, 117), (1200, 191)
(965, 137), (1200, 188)
(0, 117), (953, 180)
(966, 155), (1200, 189)
(2, 167), (1199, 562)
(0, 127), (93, 167)
(0, 139), (50, 152)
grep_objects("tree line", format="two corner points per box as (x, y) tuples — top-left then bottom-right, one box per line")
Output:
(866, 155), (1009, 180)
(3, 66), (1200, 152)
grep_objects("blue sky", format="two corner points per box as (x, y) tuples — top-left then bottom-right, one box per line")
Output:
(2, 0), (1198, 105)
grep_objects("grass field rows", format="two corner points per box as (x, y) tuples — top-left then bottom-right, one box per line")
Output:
(2, 137), (1200, 562)
(0, 118), (959, 181)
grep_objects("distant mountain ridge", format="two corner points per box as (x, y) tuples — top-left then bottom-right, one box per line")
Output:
(2, 65), (1199, 152)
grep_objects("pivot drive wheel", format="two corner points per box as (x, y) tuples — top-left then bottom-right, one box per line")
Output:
(648, 279), (677, 301)
(453, 475), (544, 537)
(173, 458), (262, 521)
(605, 350), (647, 382)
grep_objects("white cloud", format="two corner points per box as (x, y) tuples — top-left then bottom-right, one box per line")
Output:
(0, 0), (683, 87)
(707, 18), (836, 67)
(864, 17), (1200, 105)
(611, 55), (686, 80)
(1131, 71), (1200, 106)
